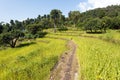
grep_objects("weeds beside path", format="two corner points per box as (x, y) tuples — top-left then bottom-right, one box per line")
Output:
(50, 40), (78, 80)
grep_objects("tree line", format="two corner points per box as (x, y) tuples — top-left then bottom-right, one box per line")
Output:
(78, 5), (120, 32)
(0, 5), (120, 48)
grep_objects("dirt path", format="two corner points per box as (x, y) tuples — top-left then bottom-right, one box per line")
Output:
(50, 40), (78, 80)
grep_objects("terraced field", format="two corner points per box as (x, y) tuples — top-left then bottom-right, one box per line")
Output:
(48, 30), (120, 80)
(75, 37), (120, 80)
(0, 30), (120, 80)
(0, 38), (67, 80)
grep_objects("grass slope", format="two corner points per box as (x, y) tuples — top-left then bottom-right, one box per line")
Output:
(75, 37), (120, 80)
(0, 38), (67, 80)
(48, 30), (120, 80)
(0, 29), (120, 80)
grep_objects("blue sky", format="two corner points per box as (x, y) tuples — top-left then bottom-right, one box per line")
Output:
(0, 0), (84, 22)
(0, 0), (119, 22)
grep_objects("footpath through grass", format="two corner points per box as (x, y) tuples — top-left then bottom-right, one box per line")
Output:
(49, 30), (120, 80)
(0, 29), (120, 80)
(0, 38), (67, 80)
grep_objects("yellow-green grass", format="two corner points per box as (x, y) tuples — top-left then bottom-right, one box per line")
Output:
(1, 29), (120, 80)
(0, 38), (67, 80)
(47, 31), (120, 80)
(82, 30), (120, 41)
(54, 29), (120, 41)
(75, 37), (120, 80)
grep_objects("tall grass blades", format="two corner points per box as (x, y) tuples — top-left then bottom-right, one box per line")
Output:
(0, 38), (67, 80)
(76, 37), (120, 80)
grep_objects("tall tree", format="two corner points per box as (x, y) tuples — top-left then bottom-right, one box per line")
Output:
(0, 23), (3, 34)
(101, 16), (112, 32)
(0, 20), (24, 48)
(50, 9), (62, 32)
(68, 11), (80, 27)
(85, 18), (103, 33)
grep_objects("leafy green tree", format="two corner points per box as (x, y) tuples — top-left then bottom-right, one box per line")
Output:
(110, 17), (120, 29)
(97, 8), (105, 18)
(0, 20), (24, 48)
(85, 18), (103, 33)
(60, 15), (65, 24)
(101, 16), (112, 32)
(40, 19), (52, 29)
(15, 20), (24, 30)
(0, 30), (24, 48)
(68, 11), (81, 27)
(0, 23), (3, 34)
(26, 23), (47, 38)
(50, 9), (62, 32)
(3, 23), (11, 32)
(10, 20), (15, 26)
(85, 19), (94, 32)
(46, 14), (50, 21)
(27, 24), (42, 35)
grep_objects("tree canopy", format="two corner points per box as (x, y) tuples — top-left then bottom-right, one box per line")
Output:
(1, 5), (120, 48)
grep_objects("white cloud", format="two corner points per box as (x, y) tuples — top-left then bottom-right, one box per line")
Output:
(78, 0), (120, 12)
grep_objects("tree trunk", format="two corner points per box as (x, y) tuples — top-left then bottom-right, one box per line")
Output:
(104, 28), (106, 33)
(74, 23), (76, 28)
(10, 38), (18, 48)
(54, 23), (57, 33)
(90, 29), (92, 33)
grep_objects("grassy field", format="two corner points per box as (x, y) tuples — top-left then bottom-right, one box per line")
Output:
(47, 30), (120, 80)
(0, 29), (120, 80)
(0, 38), (67, 80)
(75, 37), (120, 80)
(82, 30), (120, 41)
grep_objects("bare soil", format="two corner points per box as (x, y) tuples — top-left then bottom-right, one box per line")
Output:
(50, 40), (78, 80)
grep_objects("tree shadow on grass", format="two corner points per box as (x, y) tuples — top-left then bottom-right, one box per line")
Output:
(16, 42), (36, 48)
(86, 32), (105, 34)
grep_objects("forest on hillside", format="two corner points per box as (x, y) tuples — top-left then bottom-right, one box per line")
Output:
(0, 5), (120, 48)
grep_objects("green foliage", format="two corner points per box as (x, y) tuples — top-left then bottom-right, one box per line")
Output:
(50, 9), (62, 32)
(0, 20), (24, 48)
(68, 11), (81, 27)
(110, 17), (120, 29)
(25, 33), (35, 39)
(27, 24), (42, 35)
(35, 32), (47, 38)
(0, 30), (24, 48)
(40, 19), (53, 29)
(0, 23), (3, 34)
(76, 22), (84, 30)
(85, 18), (104, 33)
(26, 23), (48, 39)
(50, 9), (62, 22)
(58, 26), (68, 31)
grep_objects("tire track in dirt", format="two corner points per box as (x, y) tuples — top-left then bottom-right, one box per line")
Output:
(50, 40), (78, 80)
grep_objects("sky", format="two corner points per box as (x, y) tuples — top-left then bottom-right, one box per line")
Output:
(0, 0), (120, 22)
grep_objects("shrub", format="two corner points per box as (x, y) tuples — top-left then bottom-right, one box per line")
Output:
(58, 26), (68, 31)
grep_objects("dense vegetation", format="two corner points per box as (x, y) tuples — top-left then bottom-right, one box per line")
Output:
(1, 5), (120, 48)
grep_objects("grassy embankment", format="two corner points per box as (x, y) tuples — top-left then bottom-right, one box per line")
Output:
(0, 38), (67, 80)
(0, 29), (120, 80)
(76, 37), (120, 80)
(48, 30), (120, 80)
(82, 30), (120, 42)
